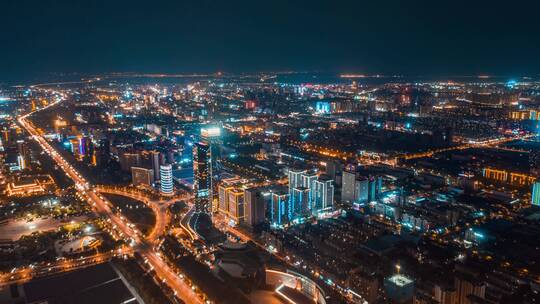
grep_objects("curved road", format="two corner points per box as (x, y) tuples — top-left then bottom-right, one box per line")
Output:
(94, 187), (187, 244)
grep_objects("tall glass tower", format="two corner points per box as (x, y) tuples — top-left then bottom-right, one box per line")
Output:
(160, 164), (173, 195)
(193, 142), (212, 214)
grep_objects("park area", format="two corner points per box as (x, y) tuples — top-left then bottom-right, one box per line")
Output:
(102, 193), (156, 236)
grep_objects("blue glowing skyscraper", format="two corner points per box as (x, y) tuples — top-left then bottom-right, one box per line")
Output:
(271, 191), (289, 226)
(312, 175), (334, 213)
(532, 182), (540, 207)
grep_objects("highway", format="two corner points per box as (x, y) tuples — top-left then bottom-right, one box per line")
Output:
(18, 105), (203, 304)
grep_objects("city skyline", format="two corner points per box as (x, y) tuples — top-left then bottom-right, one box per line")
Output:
(1, 2), (540, 304)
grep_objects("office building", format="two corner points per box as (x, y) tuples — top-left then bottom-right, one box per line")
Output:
(160, 164), (173, 195)
(245, 188), (265, 227)
(227, 188), (245, 224)
(131, 167), (154, 187)
(218, 184), (234, 214)
(193, 142), (212, 214)
(218, 177), (243, 214)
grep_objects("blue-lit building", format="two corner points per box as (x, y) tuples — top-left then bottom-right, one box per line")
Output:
(291, 187), (310, 217)
(532, 182), (540, 206)
(288, 168), (306, 193)
(193, 142), (212, 214)
(312, 174), (334, 212)
(354, 177), (369, 204)
(160, 164), (173, 195)
(271, 191), (289, 226)
(315, 101), (331, 114)
(343, 171), (382, 206)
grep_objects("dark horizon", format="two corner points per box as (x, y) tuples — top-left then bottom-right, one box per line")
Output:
(2, 0), (540, 83)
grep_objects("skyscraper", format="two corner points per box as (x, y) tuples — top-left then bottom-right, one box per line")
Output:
(160, 164), (173, 195)
(532, 182), (540, 206)
(227, 188), (245, 224)
(245, 188), (265, 227)
(367, 175), (382, 202)
(341, 170), (356, 203)
(301, 171), (318, 211)
(325, 160), (342, 183)
(355, 177), (369, 204)
(312, 174), (334, 212)
(288, 168), (306, 193)
(150, 151), (161, 181)
(201, 126), (221, 211)
(271, 191), (289, 226)
(291, 187), (310, 217)
(193, 142), (212, 214)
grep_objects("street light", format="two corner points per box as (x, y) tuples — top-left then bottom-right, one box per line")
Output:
(395, 264), (401, 274)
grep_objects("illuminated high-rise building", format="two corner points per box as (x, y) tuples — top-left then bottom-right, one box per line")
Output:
(245, 188), (265, 227)
(79, 136), (87, 156)
(17, 155), (26, 170)
(16, 140), (31, 170)
(291, 187), (310, 217)
(532, 182), (540, 206)
(288, 168), (306, 193)
(227, 188), (245, 224)
(160, 164), (173, 195)
(149, 151), (161, 181)
(270, 191), (289, 226)
(355, 177), (369, 204)
(312, 175), (334, 212)
(201, 126), (221, 211)
(301, 171), (318, 211)
(132, 167), (154, 187)
(287, 168), (318, 216)
(341, 170), (357, 203)
(193, 142), (212, 214)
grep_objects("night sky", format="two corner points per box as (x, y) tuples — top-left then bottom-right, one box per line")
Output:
(1, 0), (539, 82)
